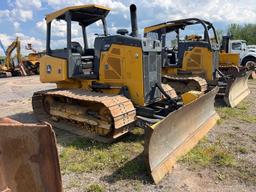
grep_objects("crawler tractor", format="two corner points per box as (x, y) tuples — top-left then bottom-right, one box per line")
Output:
(0, 5), (219, 189)
(144, 18), (252, 107)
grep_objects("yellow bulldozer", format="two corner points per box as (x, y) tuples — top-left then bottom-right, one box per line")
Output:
(144, 18), (252, 107)
(1, 4), (219, 189)
(0, 37), (27, 77)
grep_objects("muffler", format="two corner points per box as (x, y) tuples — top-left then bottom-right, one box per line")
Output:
(130, 4), (138, 37)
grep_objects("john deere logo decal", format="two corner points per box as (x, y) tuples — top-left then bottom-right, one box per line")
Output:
(47, 65), (52, 74)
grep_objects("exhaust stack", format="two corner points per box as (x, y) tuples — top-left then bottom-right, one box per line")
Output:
(222, 35), (230, 53)
(130, 4), (138, 37)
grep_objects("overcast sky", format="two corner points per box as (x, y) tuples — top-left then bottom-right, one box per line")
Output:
(0, 0), (256, 55)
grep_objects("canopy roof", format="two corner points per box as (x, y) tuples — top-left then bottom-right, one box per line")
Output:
(46, 4), (111, 25)
(144, 18), (213, 34)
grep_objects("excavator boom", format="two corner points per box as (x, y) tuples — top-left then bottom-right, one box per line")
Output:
(0, 37), (27, 77)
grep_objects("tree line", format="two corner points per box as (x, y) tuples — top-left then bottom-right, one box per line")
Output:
(227, 24), (256, 45)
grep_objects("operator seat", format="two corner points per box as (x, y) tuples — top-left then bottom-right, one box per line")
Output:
(71, 42), (83, 55)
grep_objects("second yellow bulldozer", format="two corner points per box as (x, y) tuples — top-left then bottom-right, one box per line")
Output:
(144, 18), (252, 107)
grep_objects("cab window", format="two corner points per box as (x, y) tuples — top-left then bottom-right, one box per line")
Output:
(232, 43), (242, 50)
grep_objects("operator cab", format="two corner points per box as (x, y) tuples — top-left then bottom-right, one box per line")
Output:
(45, 5), (110, 79)
(144, 18), (219, 68)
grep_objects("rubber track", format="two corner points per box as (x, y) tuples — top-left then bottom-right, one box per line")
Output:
(162, 75), (208, 93)
(32, 89), (136, 136)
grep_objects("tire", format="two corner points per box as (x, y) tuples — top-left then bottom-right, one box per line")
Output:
(35, 62), (40, 74)
(242, 57), (256, 79)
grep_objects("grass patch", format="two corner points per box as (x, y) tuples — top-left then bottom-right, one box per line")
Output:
(85, 183), (105, 192)
(216, 101), (256, 123)
(234, 162), (256, 185)
(181, 138), (236, 167)
(65, 178), (80, 189)
(114, 155), (146, 179)
(237, 147), (248, 154)
(59, 128), (144, 175)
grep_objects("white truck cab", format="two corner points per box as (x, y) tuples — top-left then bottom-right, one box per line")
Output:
(247, 45), (256, 53)
(227, 39), (256, 67)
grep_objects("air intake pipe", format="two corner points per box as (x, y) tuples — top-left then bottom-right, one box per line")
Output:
(222, 35), (230, 53)
(130, 4), (138, 37)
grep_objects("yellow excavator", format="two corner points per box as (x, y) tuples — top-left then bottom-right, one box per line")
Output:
(0, 37), (27, 77)
(144, 18), (252, 107)
(0, 5), (219, 189)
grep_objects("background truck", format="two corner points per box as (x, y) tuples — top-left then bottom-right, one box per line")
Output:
(221, 36), (256, 78)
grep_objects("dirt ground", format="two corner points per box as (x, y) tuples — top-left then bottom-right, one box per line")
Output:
(0, 76), (255, 192)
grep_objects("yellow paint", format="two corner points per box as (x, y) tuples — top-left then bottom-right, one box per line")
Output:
(162, 68), (177, 76)
(181, 91), (203, 104)
(46, 4), (111, 23)
(144, 23), (180, 34)
(3, 37), (21, 71)
(182, 47), (214, 81)
(40, 55), (68, 83)
(40, 44), (146, 106)
(219, 52), (239, 67)
(56, 81), (81, 89)
(98, 44), (145, 106)
(162, 47), (214, 81)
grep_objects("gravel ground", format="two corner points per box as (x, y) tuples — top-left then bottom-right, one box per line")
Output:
(0, 76), (255, 192)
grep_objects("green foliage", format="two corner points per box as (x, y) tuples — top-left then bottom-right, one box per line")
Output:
(227, 23), (256, 44)
(0, 56), (5, 64)
(216, 29), (225, 42)
(182, 138), (236, 167)
(216, 101), (256, 124)
(59, 128), (144, 175)
(85, 184), (105, 192)
(181, 136), (237, 166)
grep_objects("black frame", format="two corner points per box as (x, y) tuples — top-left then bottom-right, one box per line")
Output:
(145, 18), (219, 49)
(46, 11), (108, 55)
(145, 18), (219, 68)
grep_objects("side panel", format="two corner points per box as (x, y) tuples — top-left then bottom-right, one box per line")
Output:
(219, 52), (240, 67)
(99, 44), (145, 106)
(40, 55), (68, 83)
(142, 44), (162, 105)
(182, 47), (214, 80)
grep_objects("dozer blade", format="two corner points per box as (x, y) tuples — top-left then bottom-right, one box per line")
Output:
(250, 71), (256, 79)
(0, 118), (62, 192)
(224, 71), (251, 108)
(144, 87), (219, 184)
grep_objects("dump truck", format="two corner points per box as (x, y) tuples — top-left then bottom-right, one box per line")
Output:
(21, 4), (219, 185)
(144, 18), (252, 107)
